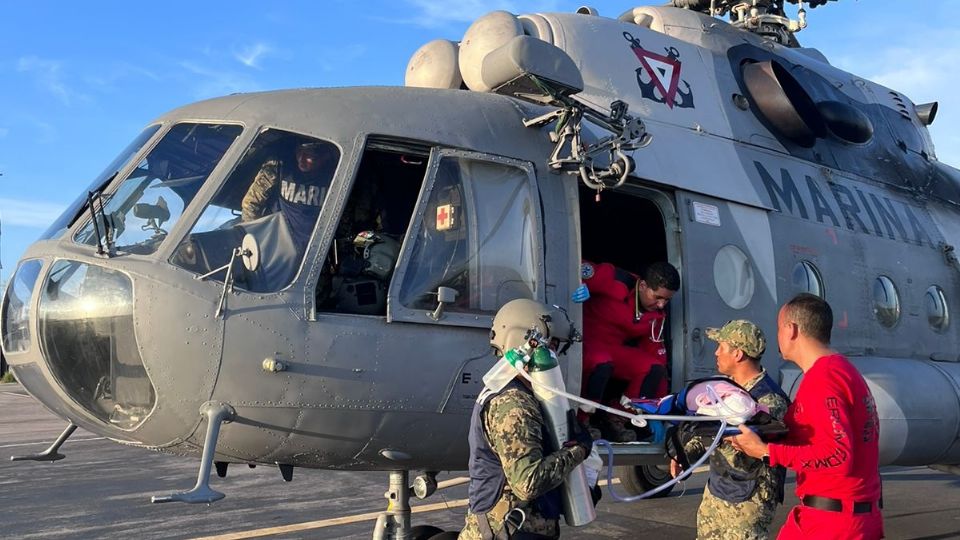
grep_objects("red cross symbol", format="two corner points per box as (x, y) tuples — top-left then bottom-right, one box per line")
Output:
(436, 204), (454, 231)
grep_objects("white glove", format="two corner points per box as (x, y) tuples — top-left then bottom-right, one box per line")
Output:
(583, 447), (603, 487)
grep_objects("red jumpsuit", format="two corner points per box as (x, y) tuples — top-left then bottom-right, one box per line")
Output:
(769, 354), (883, 539)
(581, 261), (668, 402)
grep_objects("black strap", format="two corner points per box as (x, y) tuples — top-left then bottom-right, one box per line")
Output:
(666, 424), (690, 470)
(802, 495), (877, 514)
(476, 513), (508, 540)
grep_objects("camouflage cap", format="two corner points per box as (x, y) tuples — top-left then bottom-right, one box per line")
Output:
(705, 319), (766, 359)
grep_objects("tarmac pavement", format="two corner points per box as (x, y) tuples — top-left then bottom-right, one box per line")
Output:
(3, 383), (960, 539)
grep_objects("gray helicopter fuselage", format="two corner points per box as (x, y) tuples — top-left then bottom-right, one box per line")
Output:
(5, 5), (960, 474)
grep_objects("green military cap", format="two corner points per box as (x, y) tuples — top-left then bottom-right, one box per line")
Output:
(706, 319), (766, 359)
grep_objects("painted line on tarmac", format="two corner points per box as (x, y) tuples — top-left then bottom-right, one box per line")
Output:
(0, 437), (105, 449)
(192, 476), (623, 540)
(190, 497), (469, 540)
(436, 476), (469, 489)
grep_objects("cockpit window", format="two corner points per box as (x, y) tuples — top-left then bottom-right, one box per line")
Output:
(396, 153), (541, 317)
(72, 123), (242, 255)
(171, 128), (340, 292)
(42, 125), (161, 241)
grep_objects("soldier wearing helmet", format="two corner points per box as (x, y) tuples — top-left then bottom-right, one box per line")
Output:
(459, 299), (592, 540)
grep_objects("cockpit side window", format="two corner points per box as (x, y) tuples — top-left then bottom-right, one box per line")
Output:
(73, 123), (241, 255)
(171, 128), (340, 293)
(315, 146), (426, 315)
(392, 152), (542, 323)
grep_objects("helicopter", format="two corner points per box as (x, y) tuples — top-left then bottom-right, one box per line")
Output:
(5, 1), (960, 538)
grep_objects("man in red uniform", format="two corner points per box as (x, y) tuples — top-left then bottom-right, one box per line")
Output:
(578, 261), (680, 441)
(730, 293), (883, 539)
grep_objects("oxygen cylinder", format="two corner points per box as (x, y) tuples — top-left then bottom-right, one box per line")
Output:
(528, 346), (597, 526)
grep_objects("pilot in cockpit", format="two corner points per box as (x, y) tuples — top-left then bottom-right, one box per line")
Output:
(241, 140), (338, 254)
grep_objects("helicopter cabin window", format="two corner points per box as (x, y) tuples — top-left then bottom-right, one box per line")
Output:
(791, 260), (824, 298)
(926, 285), (949, 333)
(873, 275), (901, 328)
(73, 123), (242, 256)
(316, 146), (426, 315)
(171, 129), (340, 292)
(396, 154), (541, 318)
(713, 245), (755, 309)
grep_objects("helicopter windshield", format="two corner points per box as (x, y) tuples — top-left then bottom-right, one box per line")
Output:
(72, 123), (242, 255)
(41, 125), (162, 241)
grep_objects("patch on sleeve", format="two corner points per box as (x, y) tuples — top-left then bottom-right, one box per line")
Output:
(581, 262), (595, 280)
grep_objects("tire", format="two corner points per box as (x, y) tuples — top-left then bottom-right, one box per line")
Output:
(427, 533), (460, 540)
(613, 464), (675, 498)
(409, 525), (445, 540)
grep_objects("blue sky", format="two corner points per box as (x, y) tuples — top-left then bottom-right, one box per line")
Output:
(1, 1), (958, 281)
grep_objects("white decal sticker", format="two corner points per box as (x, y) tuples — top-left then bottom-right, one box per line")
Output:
(693, 202), (721, 226)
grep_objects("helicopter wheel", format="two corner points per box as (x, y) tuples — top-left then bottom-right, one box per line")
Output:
(426, 532), (459, 540)
(613, 464), (675, 498)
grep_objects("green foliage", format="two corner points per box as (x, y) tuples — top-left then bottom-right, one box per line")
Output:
(1, 370), (16, 384)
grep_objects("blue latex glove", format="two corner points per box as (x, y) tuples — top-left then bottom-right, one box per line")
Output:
(571, 283), (590, 303)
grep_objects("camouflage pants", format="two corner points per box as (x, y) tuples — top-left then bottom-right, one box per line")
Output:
(459, 505), (559, 540)
(696, 483), (776, 540)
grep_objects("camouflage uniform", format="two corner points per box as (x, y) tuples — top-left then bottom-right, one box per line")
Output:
(241, 159), (281, 221)
(459, 385), (587, 540)
(687, 320), (790, 540)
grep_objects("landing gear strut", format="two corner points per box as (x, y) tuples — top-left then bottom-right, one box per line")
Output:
(373, 470), (412, 540)
(372, 470), (458, 540)
(10, 422), (77, 462)
(151, 401), (235, 504)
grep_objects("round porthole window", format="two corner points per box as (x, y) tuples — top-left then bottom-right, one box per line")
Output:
(713, 245), (755, 309)
(925, 285), (949, 333)
(791, 260), (824, 297)
(872, 276), (900, 328)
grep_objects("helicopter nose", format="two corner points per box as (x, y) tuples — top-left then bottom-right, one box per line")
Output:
(17, 259), (156, 430)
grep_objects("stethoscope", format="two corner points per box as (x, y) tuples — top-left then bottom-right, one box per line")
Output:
(634, 283), (666, 343)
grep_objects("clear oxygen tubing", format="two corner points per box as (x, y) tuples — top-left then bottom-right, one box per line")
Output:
(595, 418), (726, 502)
(507, 361), (747, 428)
(490, 360), (747, 501)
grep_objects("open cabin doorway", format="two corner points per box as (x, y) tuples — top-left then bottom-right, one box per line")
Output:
(578, 183), (674, 395)
(577, 181), (681, 497)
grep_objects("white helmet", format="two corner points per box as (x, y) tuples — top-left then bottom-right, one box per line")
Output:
(489, 299), (580, 357)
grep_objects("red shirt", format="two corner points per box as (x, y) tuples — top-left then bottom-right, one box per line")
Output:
(768, 354), (882, 503)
